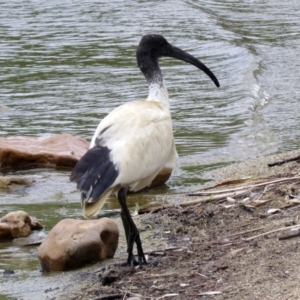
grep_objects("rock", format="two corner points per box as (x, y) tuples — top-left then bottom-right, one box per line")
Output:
(0, 223), (14, 240)
(0, 133), (172, 186)
(149, 167), (172, 188)
(38, 218), (119, 272)
(0, 133), (89, 170)
(0, 211), (43, 240)
(3, 269), (15, 275)
(29, 216), (43, 230)
(99, 265), (136, 286)
(0, 176), (34, 190)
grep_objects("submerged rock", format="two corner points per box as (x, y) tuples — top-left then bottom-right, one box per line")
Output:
(0, 133), (89, 169)
(38, 218), (119, 272)
(0, 175), (34, 190)
(150, 167), (172, 188)
(0, 210), (43, 240)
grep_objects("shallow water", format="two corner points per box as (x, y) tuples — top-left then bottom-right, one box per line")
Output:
(1, 0), (300, 298)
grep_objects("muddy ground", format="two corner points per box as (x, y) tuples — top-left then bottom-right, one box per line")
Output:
(54, 150), (300, 300)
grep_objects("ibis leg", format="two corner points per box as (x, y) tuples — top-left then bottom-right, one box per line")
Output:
(118, 188), (147, 267)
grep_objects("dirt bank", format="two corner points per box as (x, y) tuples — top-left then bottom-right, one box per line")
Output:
(53, 149), (300, 300)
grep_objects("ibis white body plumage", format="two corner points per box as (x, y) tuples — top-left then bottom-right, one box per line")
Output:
(70, 34), (219, 266)
(85, 91), (177, 217)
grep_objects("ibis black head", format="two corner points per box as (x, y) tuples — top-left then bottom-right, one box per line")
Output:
(137, 34), (220, 88)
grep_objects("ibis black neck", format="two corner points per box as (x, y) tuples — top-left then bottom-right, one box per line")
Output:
(137, 52), (163, 86)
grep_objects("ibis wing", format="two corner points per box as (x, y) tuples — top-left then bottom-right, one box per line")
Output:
(70, 145), (118, 203)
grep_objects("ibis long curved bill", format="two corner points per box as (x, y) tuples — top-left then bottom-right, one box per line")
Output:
(164, 44), (220, 87)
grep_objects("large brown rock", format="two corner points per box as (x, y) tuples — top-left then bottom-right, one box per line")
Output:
(0, 133), (89, 169)
(0, 211), (43, 240)
(0, 133), (172, 186)
(37, 218), (119, 271)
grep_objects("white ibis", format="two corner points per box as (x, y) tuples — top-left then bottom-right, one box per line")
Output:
(70, 34), (219, 266)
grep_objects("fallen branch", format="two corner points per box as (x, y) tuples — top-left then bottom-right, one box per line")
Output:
(268, 155), (300, 167)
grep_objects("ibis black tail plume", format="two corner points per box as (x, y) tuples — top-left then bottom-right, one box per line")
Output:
(70, 145), (118, 204)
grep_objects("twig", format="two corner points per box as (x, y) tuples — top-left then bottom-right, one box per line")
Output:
(219, 240), (246, 247)
(244, 224), (300, 241)
(197, 273), (208, 279)
(199, 178), (271, 191)
(252, 199), (274, 207)
(156, 293), (179, 299)
(280, 200), (300, 210)
(226, 222), (252, 231)
(189, 176), (300, 196)
(122, 291), (127, 300)
(268, 155), (300, 167)
(118, 290), (151, 299)
(20, 241), (43, 247)
(198, 291), (222, 296)
(145, 246), (184, 255)
(188, 186), (252, 196)
(139, 190), (249, 214)
(91, 294), (123, 300)
(138, 271), (177, 279)
(225, 226), (264, 239)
